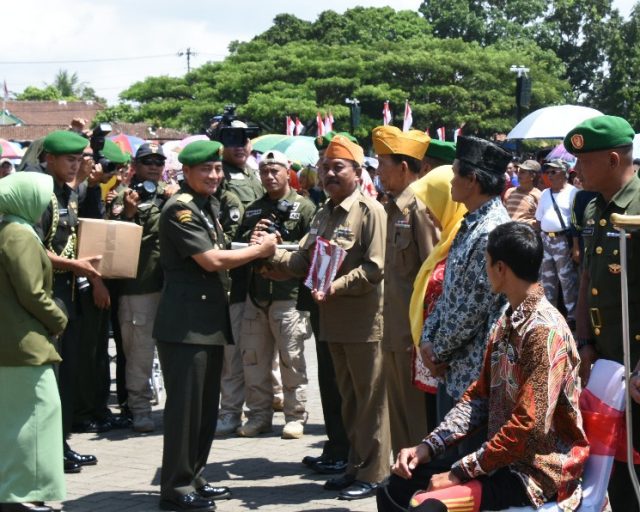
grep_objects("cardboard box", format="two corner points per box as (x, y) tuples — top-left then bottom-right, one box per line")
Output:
(77, 218), (143, 279)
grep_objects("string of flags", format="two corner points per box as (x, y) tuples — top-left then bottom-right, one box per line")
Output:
(284, 102), (463, 141)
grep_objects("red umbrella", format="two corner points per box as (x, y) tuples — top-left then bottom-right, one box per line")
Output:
(109, 133), (145, 157)
(0, 139), (21, 158)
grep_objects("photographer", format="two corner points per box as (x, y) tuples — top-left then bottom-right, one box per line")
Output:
(234, 150), (315, 440)
(108, 143), (177, 432)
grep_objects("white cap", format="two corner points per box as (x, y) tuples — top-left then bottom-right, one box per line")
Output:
(259, 150), (289, 168)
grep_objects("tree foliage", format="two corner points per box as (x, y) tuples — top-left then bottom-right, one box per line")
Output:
(16, 69), (106, 103)
(115, 7), (569, 142)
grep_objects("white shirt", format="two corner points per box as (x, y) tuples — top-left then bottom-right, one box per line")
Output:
(535, 184), (577, 233)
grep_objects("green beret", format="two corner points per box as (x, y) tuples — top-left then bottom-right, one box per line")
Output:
(43, 130), (88, 155)
(102, 140), (129, 165)
(291, 162), (302, 172)
(178, 140), (223, 166)
(315, 131), (358, 150)
(564, 115), (635, 154)
(425, 139), (456, 164)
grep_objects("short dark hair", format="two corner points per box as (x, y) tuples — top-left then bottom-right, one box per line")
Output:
(457, 160), (505, 196)
(390, 153), (422, 174)
(487, 222), (542, 283)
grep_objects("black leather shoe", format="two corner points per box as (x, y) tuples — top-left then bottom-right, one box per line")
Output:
(338, 480), (378, 500)
(312, 458), (348, 474)
(1, 503), (54, 512)
(196, 484), (231, 500)
(159, 492), (215, 511)
(323, 473), (356, 491)
(302, 454), (324, 467)
(64, 449), (97, 466)
(71, 419), (112, 433)
(63, 459), (82, 474)
(109, 414), (133, 429)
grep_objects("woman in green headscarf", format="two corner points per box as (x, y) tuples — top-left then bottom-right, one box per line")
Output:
(0, 172), (68, 512)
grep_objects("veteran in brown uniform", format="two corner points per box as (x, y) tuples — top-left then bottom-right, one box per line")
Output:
(565, 115), (640, 512)
(372, 126), (438, 456)
(265, 135), (390, 500)
(153, 140), (276, 512)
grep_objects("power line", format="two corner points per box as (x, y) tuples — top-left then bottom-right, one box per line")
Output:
(0, 54), (177, 65)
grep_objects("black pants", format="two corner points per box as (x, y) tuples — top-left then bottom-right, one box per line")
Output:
(311, 302), (349, 462)
(376, 465), (530, 511)
(108, 281), (128, 408)
(157, 341), (223, 500)
(56, 318), (81, 440)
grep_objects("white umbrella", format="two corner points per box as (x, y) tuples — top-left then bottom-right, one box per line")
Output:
(634, 134), (640, 159)
(507, 105), (603, 139)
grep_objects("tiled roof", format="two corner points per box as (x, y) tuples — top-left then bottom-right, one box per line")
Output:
(4, 100), (105, 126)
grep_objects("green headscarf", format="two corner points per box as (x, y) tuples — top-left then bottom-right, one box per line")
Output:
(0, 172), (53, 239)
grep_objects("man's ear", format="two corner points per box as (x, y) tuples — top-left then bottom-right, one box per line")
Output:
(609, 150), (621, 170)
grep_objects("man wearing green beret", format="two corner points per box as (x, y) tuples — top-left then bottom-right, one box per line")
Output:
(32, 130), (105, 474)
(420, 139), (456, 177)
(153, 139), (277, 512)
(565, 114), (640, 511)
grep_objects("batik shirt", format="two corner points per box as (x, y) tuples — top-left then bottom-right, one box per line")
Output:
(423, 285), (588, 511)
(420, 196), (509, 399)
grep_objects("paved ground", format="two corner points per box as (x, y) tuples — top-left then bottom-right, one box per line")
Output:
(55, 338), (380, 512)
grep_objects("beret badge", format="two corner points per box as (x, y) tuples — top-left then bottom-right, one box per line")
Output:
(571, 134), (584, 150)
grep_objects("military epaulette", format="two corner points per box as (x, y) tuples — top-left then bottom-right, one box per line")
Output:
(176, 193), (193, 204)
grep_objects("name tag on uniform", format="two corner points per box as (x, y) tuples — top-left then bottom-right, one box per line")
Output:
(245, 209), (262, 218)
(59, 208), (68, 215)
(229, 172), (246, 180)
(310, 228), (318, 235)
(582, 227), (594, 237)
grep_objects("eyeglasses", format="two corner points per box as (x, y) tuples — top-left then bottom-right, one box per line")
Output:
(139, 158), (165, 166)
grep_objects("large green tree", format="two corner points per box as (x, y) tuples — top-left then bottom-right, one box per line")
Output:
(16, 69), (106, 103)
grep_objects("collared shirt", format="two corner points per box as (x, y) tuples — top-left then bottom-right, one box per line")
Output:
(581, 174), (640, 364)
(222, 162), (264, 207)
(383, 185), (437, 352)
(424, 286), (588, 511)
(421, 196), (509, 400)
(272, 187), (386, 343)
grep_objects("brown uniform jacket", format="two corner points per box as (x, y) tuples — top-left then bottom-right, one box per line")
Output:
(271, 187), (386, 343)
(383, 185), (437, 352)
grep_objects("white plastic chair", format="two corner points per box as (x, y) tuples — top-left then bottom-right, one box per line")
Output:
(503, 359), (625, 512)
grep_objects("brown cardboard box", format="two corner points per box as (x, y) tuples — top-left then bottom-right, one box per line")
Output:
(77, 218), (143, 279)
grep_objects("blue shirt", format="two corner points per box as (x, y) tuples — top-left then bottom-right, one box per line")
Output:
(421, 196), (510, 400)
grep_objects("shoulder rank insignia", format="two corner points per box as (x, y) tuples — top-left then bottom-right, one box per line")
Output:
(176, 193), (193, 204)
(608, 263), (621, 274)
(176, 209), (193, 224)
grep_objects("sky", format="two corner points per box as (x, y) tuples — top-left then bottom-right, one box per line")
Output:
(3, 0), (637, 106)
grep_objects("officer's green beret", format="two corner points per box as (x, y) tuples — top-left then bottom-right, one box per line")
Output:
(291, 161), (302, 172)
(315, 131), (358, 150)
(43, 130), (88, 155)
(425, 139), (456, 164)
(102, 140), (129, 165)
(564, 115), (635, 154)
(178, 140), (223, 166)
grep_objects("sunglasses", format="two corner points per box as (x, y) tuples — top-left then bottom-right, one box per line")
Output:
(139, 158), (165, 166)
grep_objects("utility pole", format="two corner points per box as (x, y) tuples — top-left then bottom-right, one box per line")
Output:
(509, 65), (531, 122)
(178, 48), (197, 73)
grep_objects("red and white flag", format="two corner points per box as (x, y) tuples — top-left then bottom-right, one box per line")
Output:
(402, 100), (413, 132)
(453, 127), (462, 143)
(382, 101), (392, 126)
(286, 116), (295, 136)
(295, 117), (303, 136)
(425, 128), (430, 137)
(437, 127), (446, 141)
(324, 112), (334, 133)
(316, 112), (325, 137)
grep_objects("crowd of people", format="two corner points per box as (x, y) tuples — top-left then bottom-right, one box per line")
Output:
(0, 113), (639, 512)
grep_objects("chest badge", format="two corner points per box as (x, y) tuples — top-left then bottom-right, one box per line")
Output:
(608, 263), (622, 274)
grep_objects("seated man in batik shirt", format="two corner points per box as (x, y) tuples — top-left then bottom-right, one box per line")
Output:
(378, 222), (588, 512)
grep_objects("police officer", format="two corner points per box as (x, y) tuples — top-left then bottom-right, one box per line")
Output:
(33, 130), (103, 473)
(565, 115), (640, 512)
(234, 150), (315, 439)
(372, 125), (438, 455)
(216, 127), (265, 435)
(153, 140), (276, 512)
(109, 143), (178, 433)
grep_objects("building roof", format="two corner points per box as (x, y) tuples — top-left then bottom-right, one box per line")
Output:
(4, 100), (104, 126)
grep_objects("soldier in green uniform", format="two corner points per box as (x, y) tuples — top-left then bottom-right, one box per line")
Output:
(564, 115), (640, 511)
(109, 143), (178, 433)
(32, 130), (104, 474)
(234, 150), (316, 439)
(215, 130), (264, 435)
(153, 140), (276, 512)
(214, 187), (244, 245)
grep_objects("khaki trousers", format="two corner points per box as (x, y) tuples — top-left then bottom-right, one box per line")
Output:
(383, 349), (429, 456)
(328, 341), (391, 484)
(218, 302), (245, 418)
(119, 292), (161, 417)
(240, 299), (309, 423)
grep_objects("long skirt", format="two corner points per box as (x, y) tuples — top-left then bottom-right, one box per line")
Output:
(0, 365), (65, 503)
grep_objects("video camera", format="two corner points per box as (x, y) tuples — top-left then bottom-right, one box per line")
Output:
(206, 105), (260, 148)
(131, 180), (157, 202)
(264, 199), (294, 240)
(90, 123), (119, 174)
